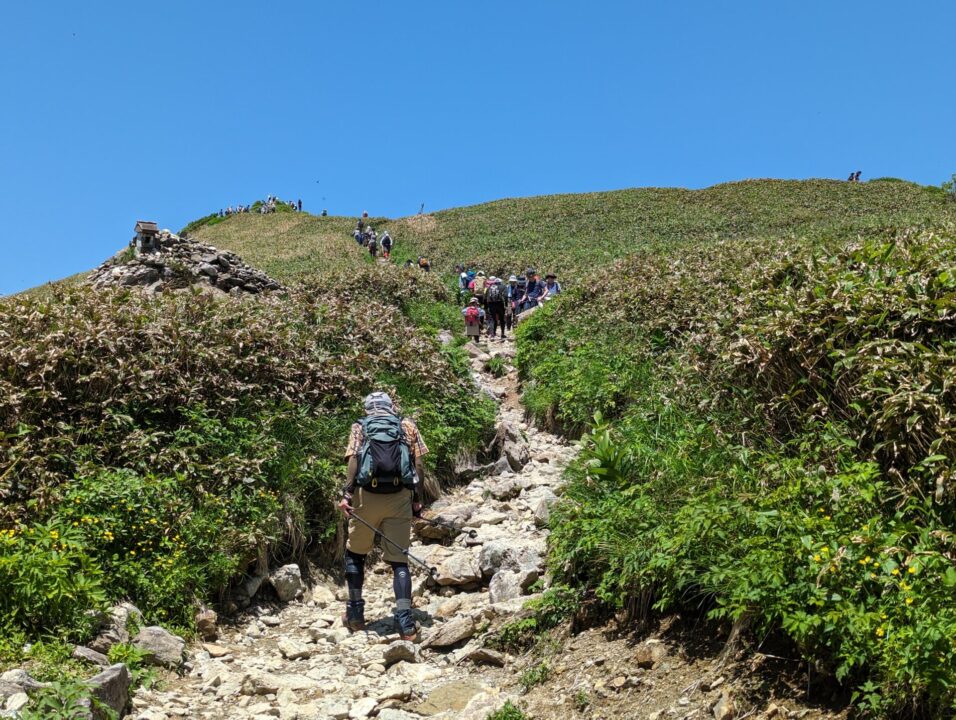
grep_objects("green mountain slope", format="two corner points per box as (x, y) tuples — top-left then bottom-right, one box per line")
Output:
(6, 178), (956, 714)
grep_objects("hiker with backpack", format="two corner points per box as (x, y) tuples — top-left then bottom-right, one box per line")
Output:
(381, 231), (393, 259)
(505, 275), (520, 330)
(470, 271), (487, 306)
(519, 270), (545, 312)
(418, 256), (431, 272)
(484, 277), (507, 341)
(368, 234), (378, 258)
(462, 297), (485, 343)
(541, 273), (561, 301)
(338, 392), (427, 641)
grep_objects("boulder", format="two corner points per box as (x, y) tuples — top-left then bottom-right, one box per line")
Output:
(310, 583), (337, 607)
(434, 550), (482, 587)
(87, 663), (132, 719)
(633, 640), (667, 669)
(382, 641), (421, 667)
(277, 638), (312, 661)
(489, 570), (522, 603)
(89, 602), (144, 654)
(460, 647), (507, 666)
(5, 692), (29, 713)
(195, 608), (219, 641)
(348, 697), (378, 719)
(713, 691), (736, 720)
(487, 477), (521, 501)
(503, 439), (531, 472)
(0, 669), (46, 694)
(422, 616), (477, 649)
(133, 626), (186, 668)
(269, 564), (305, 602)
(72, 645), (110, 668)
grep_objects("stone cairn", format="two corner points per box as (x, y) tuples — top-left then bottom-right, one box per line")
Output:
(88, 230), (284, 296)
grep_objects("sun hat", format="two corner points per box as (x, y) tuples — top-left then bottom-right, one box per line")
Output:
(469, 297), (479, 305)
(509, 275), (518, 282)
(363, 391), (394, 413)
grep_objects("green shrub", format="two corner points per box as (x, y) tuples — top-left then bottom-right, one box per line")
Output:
(19, 680), (115, 720)
(536, 224), (956, 714)
(491, 587), (579, 652)
(486, 701), (530, 720)
(0, 265), (491, 645)
(518, 662), (550, 693)
(0, 521), (107, 638)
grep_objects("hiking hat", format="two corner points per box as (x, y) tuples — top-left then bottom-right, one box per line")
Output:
(469, 297), (479, 304)
(546, 273), (557, 279)
(363, 391), (394, 413)
(477, 271), (486, 276)
(509, 275), (518, 282)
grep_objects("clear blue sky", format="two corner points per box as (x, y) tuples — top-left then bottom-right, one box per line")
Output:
(1, 1), (954, 295)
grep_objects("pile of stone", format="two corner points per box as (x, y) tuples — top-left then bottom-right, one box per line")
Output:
(88, 230), (283, 296)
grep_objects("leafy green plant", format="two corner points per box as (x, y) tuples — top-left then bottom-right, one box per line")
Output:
(487, 355), (507, 378)
(519, 661), (550, 693)
(19, 680), (116, 720)
(486, 701), (530, 720)
(573, 689), (591, 711)
(490, 587), (579, 652)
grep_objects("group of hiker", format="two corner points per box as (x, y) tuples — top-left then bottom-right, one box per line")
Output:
(218, 196), (303, 217)
(334, 264), (564, 639)
(846, 171), (863, 183)
(458, 267), (561, 342)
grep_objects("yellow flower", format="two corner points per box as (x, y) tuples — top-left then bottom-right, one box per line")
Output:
(907, 566), (917, 575)
(905, 597), (914, 606)
(876, 627), (885, 638)
(813, 554), (822, 562)
(869, 573), (877, 579)
(892, 568), (900, 576)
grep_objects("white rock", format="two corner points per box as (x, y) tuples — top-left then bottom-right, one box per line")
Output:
(348, 696), (378, 719)
(269, 564), (305, 602)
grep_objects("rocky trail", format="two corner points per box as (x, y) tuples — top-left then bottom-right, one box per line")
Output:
(130, 335), (578, 720)
(16, 331), (847, 720)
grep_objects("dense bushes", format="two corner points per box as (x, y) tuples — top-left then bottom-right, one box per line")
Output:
(0, 266), (492, 642)
(528, 226), (956, 715)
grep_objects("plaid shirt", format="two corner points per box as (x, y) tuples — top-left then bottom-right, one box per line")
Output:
(344, 417), (429, 460)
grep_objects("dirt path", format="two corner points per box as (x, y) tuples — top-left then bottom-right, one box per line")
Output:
(131, 336), (578, 720)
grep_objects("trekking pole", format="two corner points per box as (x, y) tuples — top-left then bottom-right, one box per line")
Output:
(417, 517), (478, 539)
(347, 510), (438, 577)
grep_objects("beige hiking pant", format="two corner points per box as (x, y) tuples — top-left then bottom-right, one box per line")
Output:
(346, 489), (412, 563)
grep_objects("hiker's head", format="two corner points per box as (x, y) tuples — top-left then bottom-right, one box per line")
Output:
(509, 275), (518, 284)
(469, 297), (479, 305)
(477, 271), (486, 277)
(546, 273), (556, 283)
(363, 391), (394, 414)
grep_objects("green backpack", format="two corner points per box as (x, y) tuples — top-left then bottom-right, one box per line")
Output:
(355, 414), (417, 490)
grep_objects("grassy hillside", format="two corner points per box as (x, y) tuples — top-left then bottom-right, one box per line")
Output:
(395, 179), (956, 280)
(6, 178), (956, 714)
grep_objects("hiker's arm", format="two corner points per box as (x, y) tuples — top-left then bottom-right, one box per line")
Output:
(338, 455), (358, 514)
(412, 455), (425, 511)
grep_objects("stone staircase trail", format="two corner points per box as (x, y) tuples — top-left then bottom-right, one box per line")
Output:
(132, 334), (579, 720)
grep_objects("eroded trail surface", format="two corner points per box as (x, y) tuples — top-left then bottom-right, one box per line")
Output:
(134, 336), (578, 720)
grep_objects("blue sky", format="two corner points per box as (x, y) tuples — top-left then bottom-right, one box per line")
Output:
(1, 1), (954, 294)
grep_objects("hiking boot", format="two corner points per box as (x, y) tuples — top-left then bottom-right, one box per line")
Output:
(342, 612), (366, 632)
(343, 601), (366, 632)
